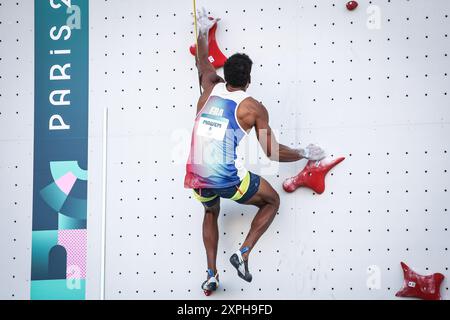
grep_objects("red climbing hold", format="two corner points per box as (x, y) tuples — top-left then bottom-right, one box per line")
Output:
(283, 157), (345, 194)
(395, 262), (445, 300)
(346, 1), (358, 11)
(190, 18), (227, 69)
(203, 290), (212, 296)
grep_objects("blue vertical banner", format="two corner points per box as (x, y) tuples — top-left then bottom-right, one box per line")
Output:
(31, 0), (89, 300)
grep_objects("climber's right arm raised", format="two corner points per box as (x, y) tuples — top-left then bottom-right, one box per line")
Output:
(195, 8), (224, 92)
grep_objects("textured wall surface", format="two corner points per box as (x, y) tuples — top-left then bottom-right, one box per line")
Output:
(0, 0), (34, 299)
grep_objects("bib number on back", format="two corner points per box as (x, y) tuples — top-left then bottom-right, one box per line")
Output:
(197, 114), (229, 141)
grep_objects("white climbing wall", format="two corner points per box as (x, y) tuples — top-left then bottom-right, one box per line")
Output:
(0, 0), (449, 299)
(0, 0), (34, 299)
(92, 0), (449, 299)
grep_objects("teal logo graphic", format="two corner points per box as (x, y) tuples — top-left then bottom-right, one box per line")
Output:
(40, 161), (88, 230)
(32, 0), (89, 300)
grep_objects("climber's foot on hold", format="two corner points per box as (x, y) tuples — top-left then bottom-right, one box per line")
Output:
(229, 246), (252, 283)
(202, 269), (219, 296)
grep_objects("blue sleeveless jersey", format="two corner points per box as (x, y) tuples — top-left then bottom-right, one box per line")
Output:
(185, 83), (249, 189)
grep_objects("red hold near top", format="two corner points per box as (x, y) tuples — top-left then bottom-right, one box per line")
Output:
(346, 1), (358, 11)
(190, 18), (227, 69)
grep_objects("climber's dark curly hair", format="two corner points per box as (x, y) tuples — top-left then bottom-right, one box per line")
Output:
(223, 53), (253, 88)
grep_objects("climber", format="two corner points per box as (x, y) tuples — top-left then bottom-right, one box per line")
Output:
(184, 8), (326, 294)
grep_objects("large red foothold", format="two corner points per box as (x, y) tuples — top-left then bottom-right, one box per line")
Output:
(190, 18), (227, 69)
(346, 1), (358, 11)
(395, 262), (445, 300)
(283, 157), (345, 194)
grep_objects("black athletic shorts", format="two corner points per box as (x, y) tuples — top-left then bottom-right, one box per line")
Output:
(193, 172), (261, 208)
